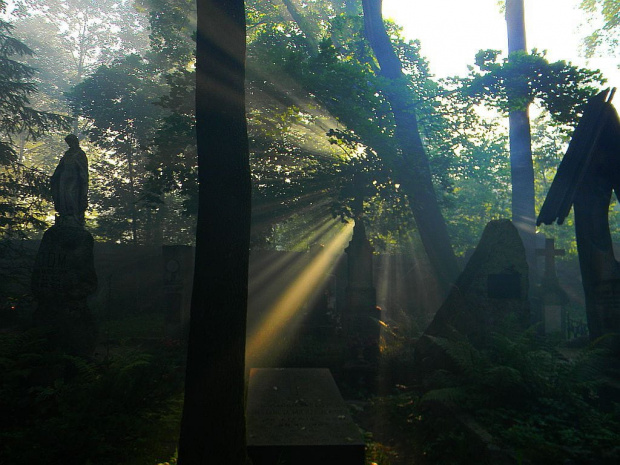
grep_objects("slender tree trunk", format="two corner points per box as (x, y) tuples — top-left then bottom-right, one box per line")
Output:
(282, 0), (321, 52)
(127, 148), (138, 245)
(177, 1), (251, 464)
(361, 0), (459, 293)
(506, 0), (536, 272)
(18, 131), (25, 163)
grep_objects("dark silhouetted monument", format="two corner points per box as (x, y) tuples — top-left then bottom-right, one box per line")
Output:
(344, 220), (381, 360)
(415, 220), (530, 372)
(31, 135), (97, 355)
(538, 88), (620, 340)
(342, 173), (381, 361)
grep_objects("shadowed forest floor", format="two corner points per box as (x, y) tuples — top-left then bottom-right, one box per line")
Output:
(1, 308), (620, 465)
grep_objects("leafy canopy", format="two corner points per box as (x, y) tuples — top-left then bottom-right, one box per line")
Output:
(0, 7), (71, 238)
(464, 49), (604, 129)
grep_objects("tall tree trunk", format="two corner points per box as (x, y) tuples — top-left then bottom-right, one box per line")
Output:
(282, 0), (321, 52)
(506, 0), (536, 273)
(177, 0), (251, 464)
(361, 0), (459, 293)
(127, 148), (138, 245)
(18, 131), (25, 163)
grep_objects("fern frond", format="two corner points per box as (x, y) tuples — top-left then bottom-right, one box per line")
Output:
(421, 387), (469, 408)
(483, 365), (524, 389)
(425, 334), (484, 377)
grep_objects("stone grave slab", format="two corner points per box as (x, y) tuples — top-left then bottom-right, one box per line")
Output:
(246, 368), (365, 465)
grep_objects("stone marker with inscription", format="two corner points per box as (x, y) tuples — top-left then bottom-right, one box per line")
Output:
(246, 368), (365, 465)
(415, 220), (530, 372)
(31, 135), (97, 355)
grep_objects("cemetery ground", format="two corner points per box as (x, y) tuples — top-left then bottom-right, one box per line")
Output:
(1, 243), (620, 464)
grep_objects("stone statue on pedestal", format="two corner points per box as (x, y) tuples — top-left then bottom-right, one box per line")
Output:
(31, 135), (97, 356)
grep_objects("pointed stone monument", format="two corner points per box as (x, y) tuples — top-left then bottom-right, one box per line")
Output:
(344, 220), (381, 360)
(414, 220), (530, 373)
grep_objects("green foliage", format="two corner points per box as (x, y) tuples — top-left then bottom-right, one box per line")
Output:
(136, 0), (195, 71)
(0, 18), (69, 160)
(580, 0), (620, 59)
(0, 328), (184, 465)
(464, 49), (604, 129)
(411, 330), (620, 463)
(12, 0), (149, 80)
(0, 14), (71, 238)
(248, 10), (487, 251)
(67, 54), (167, 243)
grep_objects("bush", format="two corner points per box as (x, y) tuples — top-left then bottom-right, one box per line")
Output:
(0, 328), (184, 465)
(375, 329), (620, 464)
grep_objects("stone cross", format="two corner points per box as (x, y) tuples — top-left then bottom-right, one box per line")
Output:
(536, 237), (565, 284)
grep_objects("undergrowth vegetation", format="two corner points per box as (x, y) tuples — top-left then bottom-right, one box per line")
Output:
(369, 329), (620, 464)
(2, 316), (619, 464)
(0, 328), (184, 465)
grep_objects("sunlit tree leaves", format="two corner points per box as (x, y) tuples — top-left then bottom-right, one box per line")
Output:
(0, 6), (71, 238)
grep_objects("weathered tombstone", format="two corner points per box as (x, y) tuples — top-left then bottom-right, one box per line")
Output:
(31, 135), (97, 355)
(246, 368), (365, 465)
(535, 237), (569, 335)
(344, 220), (381, 360)
(415, 220), (529, 372)
(537, 88), (620, 340)
(162, 245), (194, 339)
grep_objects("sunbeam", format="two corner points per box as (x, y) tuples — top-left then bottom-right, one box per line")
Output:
(246, 221), (353, 367)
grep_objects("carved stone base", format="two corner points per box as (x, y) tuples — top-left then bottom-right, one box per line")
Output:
(31, 224), (98, 355)
(33, 299), (98, 356)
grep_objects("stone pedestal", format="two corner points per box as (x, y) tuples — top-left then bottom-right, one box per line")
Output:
(538, 282), (569, 336)
(31, 224), (98, 355)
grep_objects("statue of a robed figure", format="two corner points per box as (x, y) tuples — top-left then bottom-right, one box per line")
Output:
(51, 134), (89, 226)
(31, 135), (97, 355)
(538, 88), (620, 340)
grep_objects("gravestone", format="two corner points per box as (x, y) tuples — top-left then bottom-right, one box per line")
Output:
(535, 238), (569, 335)
(246, 368), (365, 465)
(344, 220), (381, 360)
(162, 245), (194, 339)
(415, 220), (529, 372)
(31, 135), (97, 355)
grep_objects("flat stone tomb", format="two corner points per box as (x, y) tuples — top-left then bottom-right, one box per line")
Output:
(246, 368), (365, 465)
